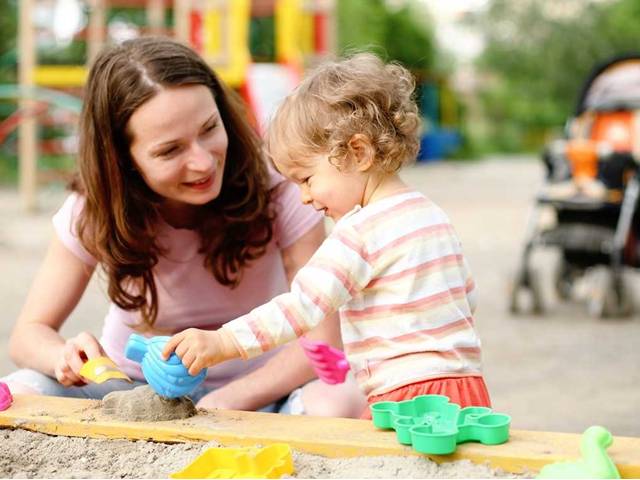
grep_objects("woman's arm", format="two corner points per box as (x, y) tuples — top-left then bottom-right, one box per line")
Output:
(9, 235), (103, 385)
(196, 220), (341, 410)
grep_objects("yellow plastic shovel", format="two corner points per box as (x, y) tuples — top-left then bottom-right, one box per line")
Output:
(79, 356), (132, 384)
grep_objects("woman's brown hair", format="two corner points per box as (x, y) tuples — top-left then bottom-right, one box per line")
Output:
(71, 36), (274, 329)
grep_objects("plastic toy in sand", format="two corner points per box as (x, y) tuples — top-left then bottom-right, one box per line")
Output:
(170, 443), (294, 479)
(79, 356), (132, 384)
(125, 334), (207, 399)
(370, 394), (511, 455)
(537, 425), (620, 479)
(0, 382), (12, 411)
(299, 337), (349, 384)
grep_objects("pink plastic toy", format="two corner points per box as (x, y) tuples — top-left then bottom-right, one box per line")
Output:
(299, 337), (349, 384)
(0, 382), (13, 411)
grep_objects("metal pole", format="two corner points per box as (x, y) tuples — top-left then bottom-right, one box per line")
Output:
(87, 0), (106, 64)
(174, 0), (191, 44)
(147, 0), (165, 35)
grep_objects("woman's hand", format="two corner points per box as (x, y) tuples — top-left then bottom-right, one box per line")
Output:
(162, 328), (241, 376)
(9, 235), (97, 381)
(54, 332), (105, 387)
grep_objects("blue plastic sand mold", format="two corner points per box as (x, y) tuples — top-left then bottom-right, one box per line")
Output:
(125, 334), (207, 399)
(370, 394), (511, 455)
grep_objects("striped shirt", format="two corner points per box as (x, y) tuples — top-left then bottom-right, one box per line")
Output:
(223, 190), (483, 397)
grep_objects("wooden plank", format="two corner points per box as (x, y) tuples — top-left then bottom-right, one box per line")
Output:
(0, 395), (639, 477)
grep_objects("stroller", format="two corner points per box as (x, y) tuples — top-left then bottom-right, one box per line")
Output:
(511, 54), (640, 318)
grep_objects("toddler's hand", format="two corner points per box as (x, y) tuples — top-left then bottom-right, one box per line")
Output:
(162, 328), (240, 376)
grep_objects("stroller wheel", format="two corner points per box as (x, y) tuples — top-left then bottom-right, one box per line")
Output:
(554, 259), (574, 300)
(509, 267), (545, 315)
(586, 267), (633, 318)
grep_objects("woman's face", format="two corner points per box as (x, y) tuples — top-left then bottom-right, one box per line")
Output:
(128, 84), (228, 211)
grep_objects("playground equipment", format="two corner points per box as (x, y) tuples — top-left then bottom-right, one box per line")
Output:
(0, 85), (82, 145)
(417, 77), (462, 162)
(15, 0), (335, 210)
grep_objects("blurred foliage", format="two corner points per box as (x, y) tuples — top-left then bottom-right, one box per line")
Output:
(337, 0), (435, 74)
(0, 0), (17, 182)
(39, 41), (87, 65)
(473, 0), (640, 154)
(250, 16), (275, 62)
(0, 0), (17, 83)
(0, 153), (74, 185)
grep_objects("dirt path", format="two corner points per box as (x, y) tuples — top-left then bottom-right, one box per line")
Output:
(1, 157), (639, 437)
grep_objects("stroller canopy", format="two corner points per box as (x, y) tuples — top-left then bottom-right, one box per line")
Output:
(576, 54), (640, 115)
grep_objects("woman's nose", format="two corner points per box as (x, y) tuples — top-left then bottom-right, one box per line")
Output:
(187, 142), (213, 171)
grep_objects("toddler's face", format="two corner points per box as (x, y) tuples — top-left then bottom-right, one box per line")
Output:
(277, 154), (370, 221)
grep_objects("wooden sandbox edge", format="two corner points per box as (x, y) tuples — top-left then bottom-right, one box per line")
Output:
(1, 394), (638, 477)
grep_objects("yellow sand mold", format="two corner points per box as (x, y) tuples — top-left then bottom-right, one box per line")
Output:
(171, 443), (294, 479)
(79, 357), (132, 384)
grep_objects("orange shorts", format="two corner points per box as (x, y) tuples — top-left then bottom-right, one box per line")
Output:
(361, 376), (491, 420)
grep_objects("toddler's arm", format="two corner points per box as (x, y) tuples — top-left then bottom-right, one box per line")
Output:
(164, 225), (372, 373)
(222, 225), (373, 360)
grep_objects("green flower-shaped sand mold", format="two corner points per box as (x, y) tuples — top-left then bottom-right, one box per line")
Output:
(370, 394), (511, 455)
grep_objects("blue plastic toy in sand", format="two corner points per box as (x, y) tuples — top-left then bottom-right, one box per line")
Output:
(125, 334), (207, 399)
(370, 394), (511, 455)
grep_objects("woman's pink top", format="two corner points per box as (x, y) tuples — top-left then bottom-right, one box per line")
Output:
(52, 175), (321, 389)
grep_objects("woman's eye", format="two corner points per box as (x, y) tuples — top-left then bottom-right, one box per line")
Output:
(159, 146), (180, 158)
(303, 177), (311, 184)
(202, 123), (217, 134)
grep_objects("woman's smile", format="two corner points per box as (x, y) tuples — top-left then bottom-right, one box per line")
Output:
(183, 173), (214, 191)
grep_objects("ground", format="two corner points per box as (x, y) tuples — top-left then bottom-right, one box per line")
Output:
(1, 157), (639, 439)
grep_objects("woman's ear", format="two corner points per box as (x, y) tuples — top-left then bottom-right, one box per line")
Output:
(347, 134), (375, 172)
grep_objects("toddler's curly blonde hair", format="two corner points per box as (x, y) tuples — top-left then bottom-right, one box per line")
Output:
(267, 53), (421, 173)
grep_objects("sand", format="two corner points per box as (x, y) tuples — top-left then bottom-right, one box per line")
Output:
(102, 385), (197, 422)
(0, 428), (524, 478)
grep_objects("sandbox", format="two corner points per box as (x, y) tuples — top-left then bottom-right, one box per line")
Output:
(1, 394), (639, 478)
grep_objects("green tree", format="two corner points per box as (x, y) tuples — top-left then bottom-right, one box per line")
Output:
(0, 0), (17, 83)
(337, 0), (435, 74)
(337, 0), (388, 56)
(474, 0), (640, 153)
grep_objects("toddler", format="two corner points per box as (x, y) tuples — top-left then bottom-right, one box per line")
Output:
(163, 53), (491, 417)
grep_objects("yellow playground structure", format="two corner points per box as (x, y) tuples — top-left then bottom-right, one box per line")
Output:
(15, 0), (335, 210)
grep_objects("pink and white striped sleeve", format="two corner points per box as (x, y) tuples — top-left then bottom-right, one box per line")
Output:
(222, 224), (373, 359)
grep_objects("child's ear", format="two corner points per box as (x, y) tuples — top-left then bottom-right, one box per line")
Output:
(347, 134), (375, 172)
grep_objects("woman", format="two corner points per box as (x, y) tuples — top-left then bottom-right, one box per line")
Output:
(3, 36), (365, 417)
